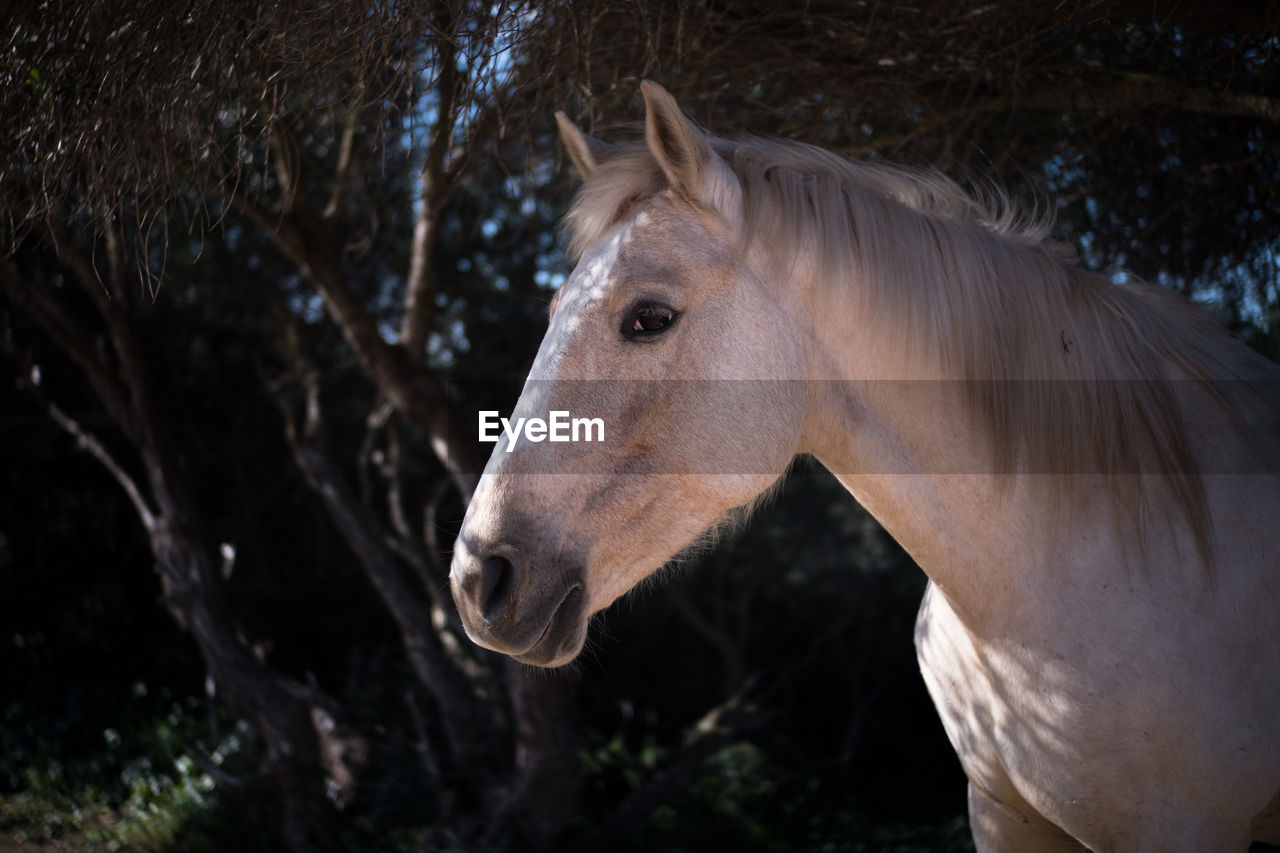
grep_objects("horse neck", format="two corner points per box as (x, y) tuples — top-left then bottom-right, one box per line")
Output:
(802, 400), (1040, 627)
(792, 249), (1098, 629)
(793, 240), (1280, 627)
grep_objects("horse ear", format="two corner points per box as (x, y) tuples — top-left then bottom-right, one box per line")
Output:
(555, 111), (608, 179)
(640, 80), (706, 197)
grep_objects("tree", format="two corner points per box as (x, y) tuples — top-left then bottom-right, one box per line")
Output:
(4, 1), (585, 847)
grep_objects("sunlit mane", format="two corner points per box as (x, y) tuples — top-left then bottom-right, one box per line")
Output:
(564, 132), (1256, 560)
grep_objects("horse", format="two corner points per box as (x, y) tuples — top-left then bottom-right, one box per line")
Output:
(450, 81), (1280, 851)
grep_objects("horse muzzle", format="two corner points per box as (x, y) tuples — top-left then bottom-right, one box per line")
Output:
(450, 536), (589, 667)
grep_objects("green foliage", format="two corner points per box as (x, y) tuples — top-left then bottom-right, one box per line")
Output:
(618, 742), (974, 853)
(579, 722), (670, 792)
(0, 681), (251, 851)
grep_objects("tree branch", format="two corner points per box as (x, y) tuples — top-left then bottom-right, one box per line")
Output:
(322, 99), (364, 221)
(45, 398), (158, 531)
(265, 309), (492, 778)
(198, 170), (482, 498)
(0, 260), (135, 433)
(851, 73), (1280, 155)
(401, 10), (461, 357)
(0, 326), (159, 533)
(1016, 73), (1280, 123)
(38, 217), (190, 514)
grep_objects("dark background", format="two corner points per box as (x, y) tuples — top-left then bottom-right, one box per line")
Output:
(1, 2), (1277, 850)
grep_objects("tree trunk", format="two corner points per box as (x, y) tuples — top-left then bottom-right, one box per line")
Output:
(267, 316), (583, 848)
(148, 522), (337, 852)
(2, 255), (342, 851)
(500, 662), (582, 848)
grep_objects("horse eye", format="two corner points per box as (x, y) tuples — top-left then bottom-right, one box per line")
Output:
(623, 303), (677, 338)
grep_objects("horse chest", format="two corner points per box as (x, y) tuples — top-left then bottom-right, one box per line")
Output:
(913, 581), (1156, 842)
(915, 571), (1280, 849)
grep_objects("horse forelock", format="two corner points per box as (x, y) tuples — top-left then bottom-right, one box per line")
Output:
(560, 131), (1262, 563)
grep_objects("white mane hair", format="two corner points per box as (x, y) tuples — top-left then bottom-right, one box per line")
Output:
(564, 130), (1256, 561)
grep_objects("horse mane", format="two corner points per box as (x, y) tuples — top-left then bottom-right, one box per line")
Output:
(565, 132), (1256, 562)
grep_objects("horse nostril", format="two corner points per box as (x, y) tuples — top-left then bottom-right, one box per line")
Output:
(480, 554), (516, 619)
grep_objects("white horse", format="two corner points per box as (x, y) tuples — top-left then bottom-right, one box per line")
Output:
(450, 81), (1280, 851)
